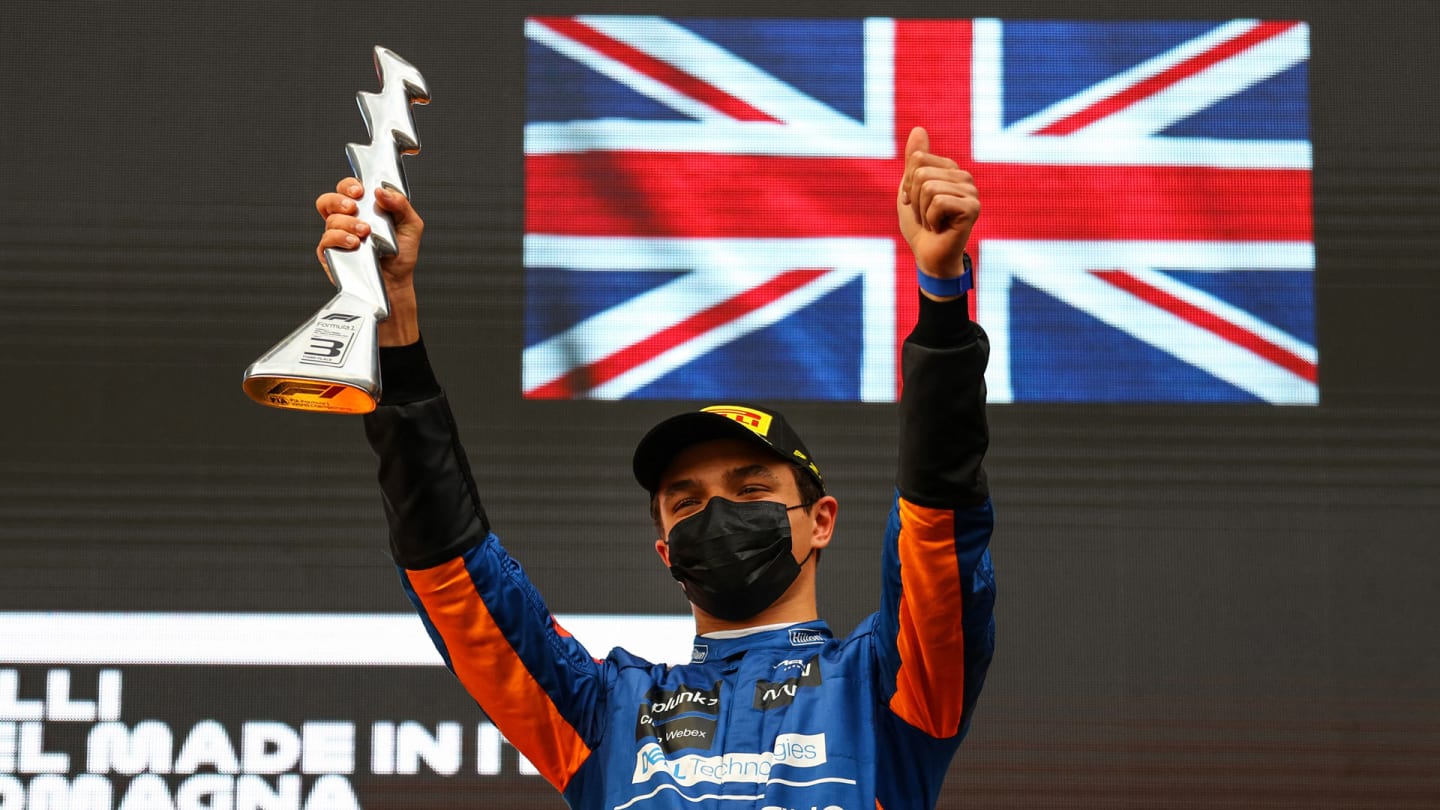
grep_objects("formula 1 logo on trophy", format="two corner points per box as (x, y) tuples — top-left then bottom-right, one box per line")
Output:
(242, 46), (429, 414)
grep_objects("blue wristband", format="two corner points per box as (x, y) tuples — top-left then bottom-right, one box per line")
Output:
(917, 253), (974, 297)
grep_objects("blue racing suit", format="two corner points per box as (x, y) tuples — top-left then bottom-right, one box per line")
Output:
(363, 292), (996, 810)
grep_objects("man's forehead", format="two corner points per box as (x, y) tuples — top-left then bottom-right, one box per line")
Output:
(658, 439), (789, 489)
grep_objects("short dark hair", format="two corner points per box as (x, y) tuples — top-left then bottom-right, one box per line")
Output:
(650, 463), (826, 535)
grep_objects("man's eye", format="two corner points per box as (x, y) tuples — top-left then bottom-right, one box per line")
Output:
(738, 484), (768, 496)
(671, 497), (700, 513)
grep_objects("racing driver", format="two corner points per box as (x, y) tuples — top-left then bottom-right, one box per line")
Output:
(315, 125), (996, 808)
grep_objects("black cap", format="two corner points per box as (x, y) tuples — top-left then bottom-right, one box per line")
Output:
(633, 404), (825, 495)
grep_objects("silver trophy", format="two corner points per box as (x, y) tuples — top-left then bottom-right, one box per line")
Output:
(242, 46), (430, 414)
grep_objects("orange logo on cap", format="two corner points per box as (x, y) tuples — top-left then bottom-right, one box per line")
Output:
(701, 405), (773, 437)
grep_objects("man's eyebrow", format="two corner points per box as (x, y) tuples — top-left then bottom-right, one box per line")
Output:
(661, 478), (700, 500)
(725, 464), (779, 483)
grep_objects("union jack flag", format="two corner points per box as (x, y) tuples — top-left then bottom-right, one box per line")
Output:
(523, 18), (1314, 403)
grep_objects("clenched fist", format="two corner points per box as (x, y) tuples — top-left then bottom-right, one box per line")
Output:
(314, 178), (425, 347)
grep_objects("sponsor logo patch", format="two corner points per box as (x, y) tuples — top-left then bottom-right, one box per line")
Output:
(788, 628), (826, 647)
(632, 733), (827, 786)
(754, 654), (822, 710)
(635, 681), (722, 754)
(701, 405), (774, 437)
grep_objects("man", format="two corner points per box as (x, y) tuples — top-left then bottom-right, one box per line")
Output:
(315, 126), (995, 809)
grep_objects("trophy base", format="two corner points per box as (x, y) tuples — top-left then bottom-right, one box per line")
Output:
(242, 375), (378, 414)
(242, 291), (384, 415)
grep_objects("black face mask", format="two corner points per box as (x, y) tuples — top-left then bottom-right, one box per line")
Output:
(665, 497), (813, 622)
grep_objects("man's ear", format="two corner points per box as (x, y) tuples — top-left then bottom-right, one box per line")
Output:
(808, 495), (839, 550)
(654, 537), (671, 566)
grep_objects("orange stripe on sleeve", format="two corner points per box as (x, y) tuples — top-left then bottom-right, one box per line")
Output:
(406, 558), (592, 791)
(889, 499), (966, 738)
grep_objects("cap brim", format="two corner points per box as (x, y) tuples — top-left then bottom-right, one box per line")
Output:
(632, 411), (785, 493)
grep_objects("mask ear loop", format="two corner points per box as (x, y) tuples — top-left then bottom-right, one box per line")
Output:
(789, 500), (820, 568)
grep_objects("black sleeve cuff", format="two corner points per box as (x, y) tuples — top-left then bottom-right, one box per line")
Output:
(907, 291), (978, 349)
(378, 338), (442, 405)
(897, 324), (991, 507)
(363, 392), (491, 568)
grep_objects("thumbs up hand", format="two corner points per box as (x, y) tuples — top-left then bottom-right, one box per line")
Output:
(897, 126), (979, 298)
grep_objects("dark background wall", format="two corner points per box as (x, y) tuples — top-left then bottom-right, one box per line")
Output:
(1, 1), (1437, 807)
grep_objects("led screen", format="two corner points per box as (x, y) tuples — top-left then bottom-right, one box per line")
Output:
(1, 2), (1436, 808)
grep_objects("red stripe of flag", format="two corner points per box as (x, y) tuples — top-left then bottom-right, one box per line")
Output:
(534, 17), (783, 123)
(1092, 269), (1317, 383)
(526, 153), (1312, 242)
(527, 268), (829, 399)
(1038, 21), (1301, 136)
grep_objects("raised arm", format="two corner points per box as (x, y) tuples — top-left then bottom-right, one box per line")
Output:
(876, 127), (996, 746)
(317, 183), (605, 791)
